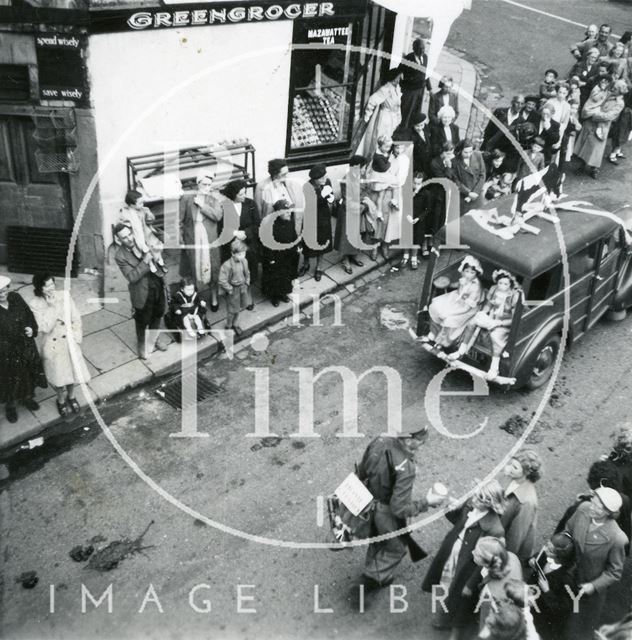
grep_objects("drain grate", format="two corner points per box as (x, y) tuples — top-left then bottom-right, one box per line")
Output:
(154, 372), (222, 410)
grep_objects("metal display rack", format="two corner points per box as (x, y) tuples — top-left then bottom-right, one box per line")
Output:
(126, 138), (257, 203)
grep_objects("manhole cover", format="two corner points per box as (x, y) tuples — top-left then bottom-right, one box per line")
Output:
(155, 373), (222, 410)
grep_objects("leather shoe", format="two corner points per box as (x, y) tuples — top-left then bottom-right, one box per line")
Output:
(349, 257), (364, 267)
(272, 299), (280, 307)
(154, 341), (168, 352)
(246, 304), (254, 311)
(23, 397), (40, 411)
(5, 405), (17, 423)
(280, 295), (291, 303)
(210, 302), (219, 312)
(314, 270), (322, 282)
(361, 575), (393, 591)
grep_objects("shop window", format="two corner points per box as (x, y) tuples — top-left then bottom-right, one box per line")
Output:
(286, 18), (358, 163)
(285, 5), (394, 168)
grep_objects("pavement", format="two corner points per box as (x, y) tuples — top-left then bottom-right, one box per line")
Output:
(0, 45), (478, 454)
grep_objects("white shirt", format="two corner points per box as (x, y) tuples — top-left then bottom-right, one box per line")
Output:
(507, 110), (520, 126)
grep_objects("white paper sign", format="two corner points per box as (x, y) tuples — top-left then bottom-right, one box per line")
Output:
(334, 473), (374, 517)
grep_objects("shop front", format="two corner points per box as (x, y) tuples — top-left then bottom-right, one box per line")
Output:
(85, 0), (406, 251)
(0, 6), (102, 276)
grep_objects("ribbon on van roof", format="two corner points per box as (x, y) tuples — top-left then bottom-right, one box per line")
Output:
(555, 200), (632, 245)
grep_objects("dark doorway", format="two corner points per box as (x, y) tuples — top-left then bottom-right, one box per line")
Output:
(0, 115), (72, 264)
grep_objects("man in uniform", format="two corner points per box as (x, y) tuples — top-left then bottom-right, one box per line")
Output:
(357, 426), (447, 589)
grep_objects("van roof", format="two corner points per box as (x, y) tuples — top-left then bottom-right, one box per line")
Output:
(439, 196), (619, 278)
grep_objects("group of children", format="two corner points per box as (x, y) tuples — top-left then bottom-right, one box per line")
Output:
(168, 237), (256, 339)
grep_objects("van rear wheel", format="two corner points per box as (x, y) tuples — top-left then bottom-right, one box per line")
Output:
(526, 335), (561, 390)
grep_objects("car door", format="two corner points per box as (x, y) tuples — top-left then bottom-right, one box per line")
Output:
(586, 231), (622, 329)
(565, 240), (600, 341)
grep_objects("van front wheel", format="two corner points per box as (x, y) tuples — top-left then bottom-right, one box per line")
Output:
(526, 335), (561, 390)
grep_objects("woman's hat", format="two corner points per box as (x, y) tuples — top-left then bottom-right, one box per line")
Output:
(595, 487), (623, 513)
(411, 112), (427, 126)
(272, 199), (292, 211)
(309, 164), (327, 180)
(0, 275), (11, 289)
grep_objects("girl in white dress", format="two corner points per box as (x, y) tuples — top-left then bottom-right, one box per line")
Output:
(422, 255), (485, 349)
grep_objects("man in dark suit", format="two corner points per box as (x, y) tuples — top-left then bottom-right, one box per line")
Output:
(519, 95), (542, 126)
(398, 38), (432, 131)
(114, 222), (168, 360)
(428, 75), (459, 125)
(482, 94), (525, 151)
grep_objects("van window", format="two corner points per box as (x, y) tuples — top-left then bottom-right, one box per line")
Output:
(600, 231), (619, 260)
(528, 266), (561, 300)
(568, 244), (598, 281)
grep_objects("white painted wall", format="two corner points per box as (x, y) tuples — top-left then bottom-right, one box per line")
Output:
(88, 22), (297, 240)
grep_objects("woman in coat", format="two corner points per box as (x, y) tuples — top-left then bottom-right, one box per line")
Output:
(179, 169), (224, 311)
(467, 537), (523, 633)
(382, 135), (411, 248)
(334, 155), (368, 274)
(0, 275), (46, 423)
(362, 68), (403, 159)
(29, 273), (91, 417)
(422, 480), (506, 639)
(453, 138), (486, 214)
(365, 136), (399, 261)
(500, 450), (542, 563)
(221, 179), (261, 286)
(606, 426), (632, 500)
(260, 199), (300, 307)
(429, 105), (461, 159)
(574, 79), (626, 178)
(563, 488), (628, 640)
(301, 164), (333, 281)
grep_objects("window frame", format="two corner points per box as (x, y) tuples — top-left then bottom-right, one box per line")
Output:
(284, 4), (393, 170)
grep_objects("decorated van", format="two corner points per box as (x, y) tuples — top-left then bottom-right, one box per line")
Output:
(416, 187), (632, 389)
